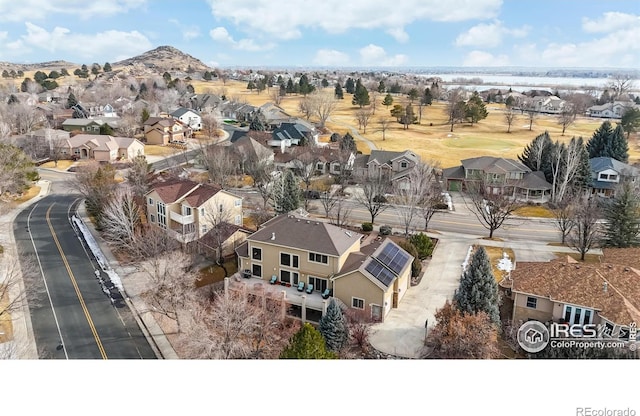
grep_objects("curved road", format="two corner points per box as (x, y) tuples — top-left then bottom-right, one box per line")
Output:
(14, 194), (156, 359)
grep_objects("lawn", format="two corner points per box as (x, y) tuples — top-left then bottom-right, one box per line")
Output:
(14, 185), (41, 203)
(144, 145), (182, 156)
(482, 246), (516, 283)
(196, 260), (239, 288)
(554, 252), (602, 263)
(39, 160), (75, 170)
(190, 79), (639, 169)
(513, 205), (554, 218)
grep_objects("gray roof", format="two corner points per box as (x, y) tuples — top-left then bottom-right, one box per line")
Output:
(443, 165), (465, 180)
(171, 107), (200, 118)
(515, 171), (552, 190)
(247, 215), (361, 256)
(461, 156), (531, 174)
(590, 157), (639, 177)
(367, 150), (418, 166)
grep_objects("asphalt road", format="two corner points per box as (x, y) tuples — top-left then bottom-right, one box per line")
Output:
(14, 194), (156, 359)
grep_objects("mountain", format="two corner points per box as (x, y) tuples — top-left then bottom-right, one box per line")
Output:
(0, 60), (77, 72)
(113, 45), (211, 72)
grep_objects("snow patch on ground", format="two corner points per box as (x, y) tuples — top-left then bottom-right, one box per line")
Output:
(461, 246), (473, 271)
(441, 192), (453, 211)
(497, 253), (513, 273)
(72, 215), (123, 291)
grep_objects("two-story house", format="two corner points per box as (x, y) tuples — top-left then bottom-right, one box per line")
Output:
(505, 257), (640, 341)
(589, 157), (640, 197)
(269, 120), (318, 149)
(143, 117), (192, 145)
(171, 107), (202, 131)
(145, 179), (243, 246)
(61, 117), (120, 134)
(586, 101), (639, 119)
(443, 156), (552, 202)
(353, 150), (420, 190)
(235, 215), (413, 322)
(64, 134), (144, 162)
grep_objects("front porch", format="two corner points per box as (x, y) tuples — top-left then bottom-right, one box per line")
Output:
(224, 274), (331, 323)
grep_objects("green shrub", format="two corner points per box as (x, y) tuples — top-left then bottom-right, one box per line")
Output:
(409, 233), (434, 259)
(398, 240), (421, 277)
(379, 225), (392, 235)
(361, 222), (373, 232)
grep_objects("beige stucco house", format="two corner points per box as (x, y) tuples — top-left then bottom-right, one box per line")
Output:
(145, 179), (243, 245)
(505, 256), (640, 340)
(64, 134), (144, 162)
(143, 117), (192, 145)
(235, 215), (413, 322)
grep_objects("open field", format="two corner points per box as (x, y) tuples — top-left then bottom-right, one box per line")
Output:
(39, 160), (75, 170)
(192, 80), (640, 168)
(483, 246), (516, 282)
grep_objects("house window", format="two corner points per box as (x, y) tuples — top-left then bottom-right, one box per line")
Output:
(610, 175), (618, 181)
(352, 297), (365, 310)
(148, 197), (153, 205)
(400, 161), (408, 169)
(308, 276), (327, 292)
(219, 204), (223, 213)
(280, 270), (299, 285)
(234, 199), (241, 207)
(150, 214), (155, 223)
(564, 305), (572, 323)
(200, 208), (205, 216)
(183, 206), (192, 216)
(280, 252), (299, 268)
(526, 297), (537, 309)
(252, 264), (262, 278)
(234, 215), (241, 225)
(309, 252), (328, 264)
(252, 247), (262, 261)
(156, 201), (167, 229)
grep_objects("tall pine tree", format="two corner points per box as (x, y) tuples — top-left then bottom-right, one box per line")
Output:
(586, 121), (629, 162)
(352, 79), (370, 108)
(318, 299), (349, 352)
(453, 246), (500, 325)
(602, 181), (640, 247)
(272, 170), (300, 214)
(518, 131), (553, 180)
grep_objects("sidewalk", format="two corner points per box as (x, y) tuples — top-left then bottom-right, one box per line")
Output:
(0, 180), (51, 359)
(76, 203), (179, 359)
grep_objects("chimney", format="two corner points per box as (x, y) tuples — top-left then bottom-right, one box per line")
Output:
(271, 232), (276, 240)
(603, 282), (608, 293)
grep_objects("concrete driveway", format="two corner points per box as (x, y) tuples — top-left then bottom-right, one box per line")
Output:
(368, 234), (473, 358)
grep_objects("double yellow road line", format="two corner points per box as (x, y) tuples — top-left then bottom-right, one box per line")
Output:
(46, 204), (107, 359)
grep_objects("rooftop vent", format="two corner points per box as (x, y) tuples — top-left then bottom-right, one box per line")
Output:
(603, 282), (608, 293)
(271, 232), (276, 240)
(345, 231), (352, 237)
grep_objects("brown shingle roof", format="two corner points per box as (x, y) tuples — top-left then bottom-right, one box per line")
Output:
(511, 261), (640, 325)
(184, 183), (222, 207)
(150, 179), (200, 204)
(248, 215), (361, 256)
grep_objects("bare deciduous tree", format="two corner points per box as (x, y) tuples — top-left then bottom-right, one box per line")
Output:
(200, 109), (221, 140)
(551, 197), (576, 245)
(0, 249), (42, 324)
(298, 97), (313, 121)
(446, 88), (466, 132)
(355, 109), (373, 134)
(308, 91), (338, 128)
(126, 155), (153, 199)
(393, 161), (438, 237)
(100, 187), (141, 251)
(329, 195), (353, 228)
(377, 117), (392, 141)
(465, 180), (522, 239)
(140, 250), (198, 333)
(558, 106), (576, 136)
(355, 173), (389, 224)
(607, 74), (635, 101)
(567, 197), (601, 261)
(504, 106), (516, 133)
(199, 144), (235, 189)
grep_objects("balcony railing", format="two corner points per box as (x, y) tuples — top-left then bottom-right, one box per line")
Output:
(170, 210), (194, 224)
(166, 227), (197, 243)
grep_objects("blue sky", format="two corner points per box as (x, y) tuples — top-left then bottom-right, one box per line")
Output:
(0, 0), (638, 69)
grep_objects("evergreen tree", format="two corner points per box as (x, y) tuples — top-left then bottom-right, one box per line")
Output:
(352, 79), (370, 108)
(33, 70), (48, 84)
(20, 77), (31, 92)
(505, 95), (515, 107)
(100, 124), (114, 135)
(280, 323), (337, 359)
(570, 137), (593, 191)
(286, 78), (295, 94)
(60, 68), (70, 76)
(407, 88), (419, 103)
(397, 240), (422, 278)
(344, 78), (355, 94)
(607, 124), (629, 163)
(247, 80), (256, 91)
(587, 121), (629, 162)
(103, 62), (112, 72)
(321, 78), (329, 88)
(1, 70), (9, 78)
(382, 93), (393, 108)
(340, 132), (357, 153)
(421, 88), (433, 106)
(465, 91), (488, 124)
(318, 299), (349, 352)
(602, 181), (640, 247)
(587, 121), (613, 159)
(203, 71), (212, 81)
(334, 83), (344, 99)
(141, 108), (150, 123)
(273, 170), (300, 214)
(453, 246), (500, 325)
(621, 108), (640, 139)
(377, 80), (386, 93)
(518, 132), (553, 176)
(249, 111), (266, 131)
(48, 70), (60, 79)
(298, 74), (314, 96)
(7, 94), (19, 105)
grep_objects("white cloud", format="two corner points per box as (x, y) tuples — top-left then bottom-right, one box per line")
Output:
(0, 0), (147, 22)
(359, 44), (407, 66)
(386, 28), (409, 43)
(582, 12), (639, 34)
(206, 0), (500, 41)
(455, 20), (529, 48)
(209, 26), (275, 51)
(313, 49), (350, 66)
(168, 19), (200, 41)
(462, 50), (509, 66)
(18, 22), (152, 61)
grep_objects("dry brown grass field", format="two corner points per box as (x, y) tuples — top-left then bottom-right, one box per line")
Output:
(193, 80), (640, 168)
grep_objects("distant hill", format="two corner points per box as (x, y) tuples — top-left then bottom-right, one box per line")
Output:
(0, 60), (77, 73)
(113, 45), (211, 72)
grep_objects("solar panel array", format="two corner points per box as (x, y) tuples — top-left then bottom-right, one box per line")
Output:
(376, 243), (410, 275)
(364, 259), (396, 287)
(364, 242), (412, 286)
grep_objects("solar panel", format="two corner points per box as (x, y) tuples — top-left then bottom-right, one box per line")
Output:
(377, 244), (400, 265)
(375, 243), (410, 275)
(365, 259), (395, 287)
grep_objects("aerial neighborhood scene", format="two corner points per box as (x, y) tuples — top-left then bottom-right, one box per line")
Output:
(3, 1), (640, 386)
